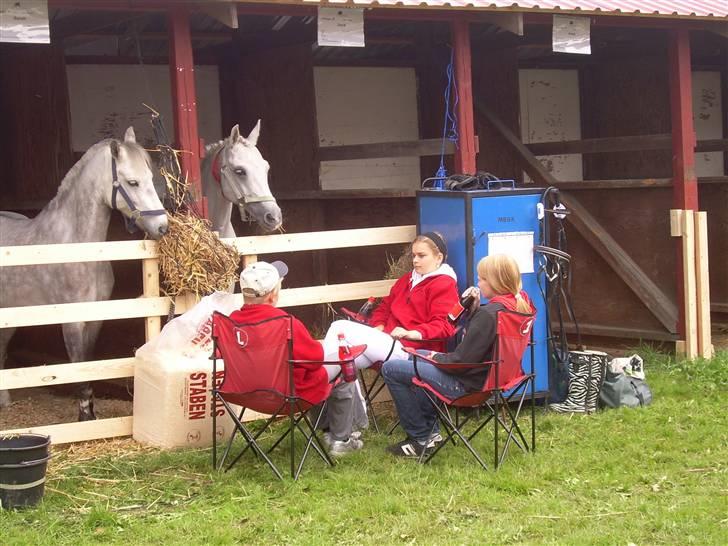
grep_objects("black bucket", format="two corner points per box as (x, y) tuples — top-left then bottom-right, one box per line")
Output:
(0, 434), (51, 509)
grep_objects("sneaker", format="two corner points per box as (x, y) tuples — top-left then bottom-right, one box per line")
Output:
(386, 438), (432, 458)
(425, 432), (443, 448)
(323, 430), (362, 448)
(329, 437), (364, 456)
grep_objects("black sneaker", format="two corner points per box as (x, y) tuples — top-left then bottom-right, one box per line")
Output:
(386, 438), (431, 458)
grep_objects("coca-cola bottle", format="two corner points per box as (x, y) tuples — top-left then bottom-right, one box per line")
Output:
(448, 288), (478, 323)
(357, 297), (377, 319)
(337, 333), (356, 382)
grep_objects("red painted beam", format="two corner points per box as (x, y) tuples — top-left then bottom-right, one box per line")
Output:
(668, 27), (698, 338)
(451, 18), (477, 175)
(168, 6), (206, 218)
(669, 29), (698, 211)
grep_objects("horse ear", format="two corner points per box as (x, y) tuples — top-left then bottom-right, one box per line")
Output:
(110, 140), (120, 159)
(246, 119), (261, 146)
(229, 124), (241, 142)
(124, 126), (136, 143)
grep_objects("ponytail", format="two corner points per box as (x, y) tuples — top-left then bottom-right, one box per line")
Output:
(514, 291), (531, 314)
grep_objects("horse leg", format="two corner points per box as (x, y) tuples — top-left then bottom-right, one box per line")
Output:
(63, 320), (102, 421)
(0, 328), (16, 408)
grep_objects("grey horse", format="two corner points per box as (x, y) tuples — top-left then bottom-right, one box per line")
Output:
(201, 121), (282, 236)
(0, 127), (168, 420)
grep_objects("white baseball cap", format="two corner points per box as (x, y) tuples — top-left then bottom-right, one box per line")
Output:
(239, 260), (289, 297)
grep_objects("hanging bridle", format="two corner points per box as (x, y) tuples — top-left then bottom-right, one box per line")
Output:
(111, 155), (166, 233)
(210, 146), (276, 214)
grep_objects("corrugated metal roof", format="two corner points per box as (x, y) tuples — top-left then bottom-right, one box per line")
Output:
(298, 1), (728, 20)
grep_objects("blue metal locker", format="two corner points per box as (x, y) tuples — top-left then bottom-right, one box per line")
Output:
(417, 188), (549, 396)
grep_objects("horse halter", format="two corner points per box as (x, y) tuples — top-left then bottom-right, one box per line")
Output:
(110, 156), (166, 233)
(211, 147), (276, 211)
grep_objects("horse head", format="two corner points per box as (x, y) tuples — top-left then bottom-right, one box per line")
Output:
(107, 127), (169, 240)
(212, 121), (282, 233)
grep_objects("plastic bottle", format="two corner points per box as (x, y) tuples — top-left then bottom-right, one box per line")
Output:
(448, 288), (478, 323)
(337, 333), (356, 382)
(357, 297), (377, 319)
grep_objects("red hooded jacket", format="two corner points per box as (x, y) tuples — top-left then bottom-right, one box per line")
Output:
(369, 270), (459, 352)
(229, 304), (329, 404)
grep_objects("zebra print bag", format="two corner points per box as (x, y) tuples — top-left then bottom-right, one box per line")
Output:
(549, 350), (608, 414)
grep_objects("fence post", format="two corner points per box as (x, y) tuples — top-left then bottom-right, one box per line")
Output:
(142, 257), (161, 341)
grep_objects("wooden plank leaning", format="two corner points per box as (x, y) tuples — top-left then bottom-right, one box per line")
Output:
(477, 99), (678, 333)
(694, 212), (713, 359)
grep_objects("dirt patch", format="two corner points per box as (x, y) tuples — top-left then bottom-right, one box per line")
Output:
(0, 386), (132, 430)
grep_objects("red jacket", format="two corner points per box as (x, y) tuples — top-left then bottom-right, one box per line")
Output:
(229, 304), (329, 404)
(369, 271), (459, 352)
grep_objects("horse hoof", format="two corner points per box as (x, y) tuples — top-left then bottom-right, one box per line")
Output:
(78, 411), (97, 422)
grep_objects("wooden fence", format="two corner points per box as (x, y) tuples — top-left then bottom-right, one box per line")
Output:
(0, 225), (416, 444)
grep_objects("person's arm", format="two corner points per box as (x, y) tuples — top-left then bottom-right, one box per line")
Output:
(291, 317), (325, 368)
(369, 274), (406, 329)
(433, 305), (501, 364)
(413, 278), (458, 341)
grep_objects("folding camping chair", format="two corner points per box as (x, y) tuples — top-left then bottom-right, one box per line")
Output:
(210, 311), (365, 480)
(407, 309), (536, 470)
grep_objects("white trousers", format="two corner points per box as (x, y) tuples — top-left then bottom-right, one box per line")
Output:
(322, 320), (410, 370)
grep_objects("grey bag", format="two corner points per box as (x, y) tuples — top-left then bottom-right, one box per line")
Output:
(599, 372), (653, 408)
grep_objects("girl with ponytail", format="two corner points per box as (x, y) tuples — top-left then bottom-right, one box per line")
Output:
(382, 253), (536, 458)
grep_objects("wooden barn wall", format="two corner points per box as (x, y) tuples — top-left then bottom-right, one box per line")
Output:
(0, 43), (74, 206)
(414, 29), (450, 179)
(472, 45), (522, 181)
(568, 54), (674, 333)
(220, 43), (413, 330)
(572, 51), (727, 333)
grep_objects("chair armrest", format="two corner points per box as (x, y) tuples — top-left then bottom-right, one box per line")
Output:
(404, 347), (497, 373)
(339, 307), (368, 325)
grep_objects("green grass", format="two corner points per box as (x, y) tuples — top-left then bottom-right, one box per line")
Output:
(2, 350), (726, 545)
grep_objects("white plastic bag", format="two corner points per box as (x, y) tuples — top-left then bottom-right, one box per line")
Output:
(133, 291), (240, 449)
(607, 354), (645, 380)
(136, 291), (240, 361)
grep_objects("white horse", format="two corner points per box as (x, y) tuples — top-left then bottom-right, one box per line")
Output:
(0, 127), (168, 420)
(201, 121), (282, 236)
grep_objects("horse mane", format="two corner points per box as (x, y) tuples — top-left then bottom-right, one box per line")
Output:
(204, 134), (255, 157)
(45, 139), (150, 212)
(205, 139), (226, 156)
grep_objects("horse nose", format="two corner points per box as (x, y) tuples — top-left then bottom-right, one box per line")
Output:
(265, 211), (281, 228)
(158, 224), (168, 236)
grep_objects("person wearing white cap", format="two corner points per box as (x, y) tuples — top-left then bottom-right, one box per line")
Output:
(229, 260), (364, 456)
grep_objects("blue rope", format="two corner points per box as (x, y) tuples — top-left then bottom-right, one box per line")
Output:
(436, 46), (460, 181)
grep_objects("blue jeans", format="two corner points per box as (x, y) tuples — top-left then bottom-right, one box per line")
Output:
(382, 358), (467, 443)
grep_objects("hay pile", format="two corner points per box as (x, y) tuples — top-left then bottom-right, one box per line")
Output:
(158, 213), (239, 298)
(155, 145), (239, 298)
(385, 245), (412, 280)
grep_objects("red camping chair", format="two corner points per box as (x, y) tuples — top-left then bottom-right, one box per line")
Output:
(211, 311), (365, 480)
(338, 306), (454, 434)
(407, 309), (536, 470)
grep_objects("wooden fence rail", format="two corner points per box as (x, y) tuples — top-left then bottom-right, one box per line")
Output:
(0, 225), (416, 444)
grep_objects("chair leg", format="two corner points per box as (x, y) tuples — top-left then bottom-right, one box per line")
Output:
(359, 368), (387, 434)
(220, 400), (284, 480)
(420, 392), (488, 471)
(494, 391), (500, 470)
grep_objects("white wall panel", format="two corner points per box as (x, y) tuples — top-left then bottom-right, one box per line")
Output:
(692, 71), (725, 177)
(519, 69), (582, 182)
(66, 64), (222, 152)
(314, 67), (420, 190)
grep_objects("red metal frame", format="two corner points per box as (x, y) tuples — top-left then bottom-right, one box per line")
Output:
(668, 27), (698, 337)
(168, 5), (206, 217)
(451, 18), (477, 175)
